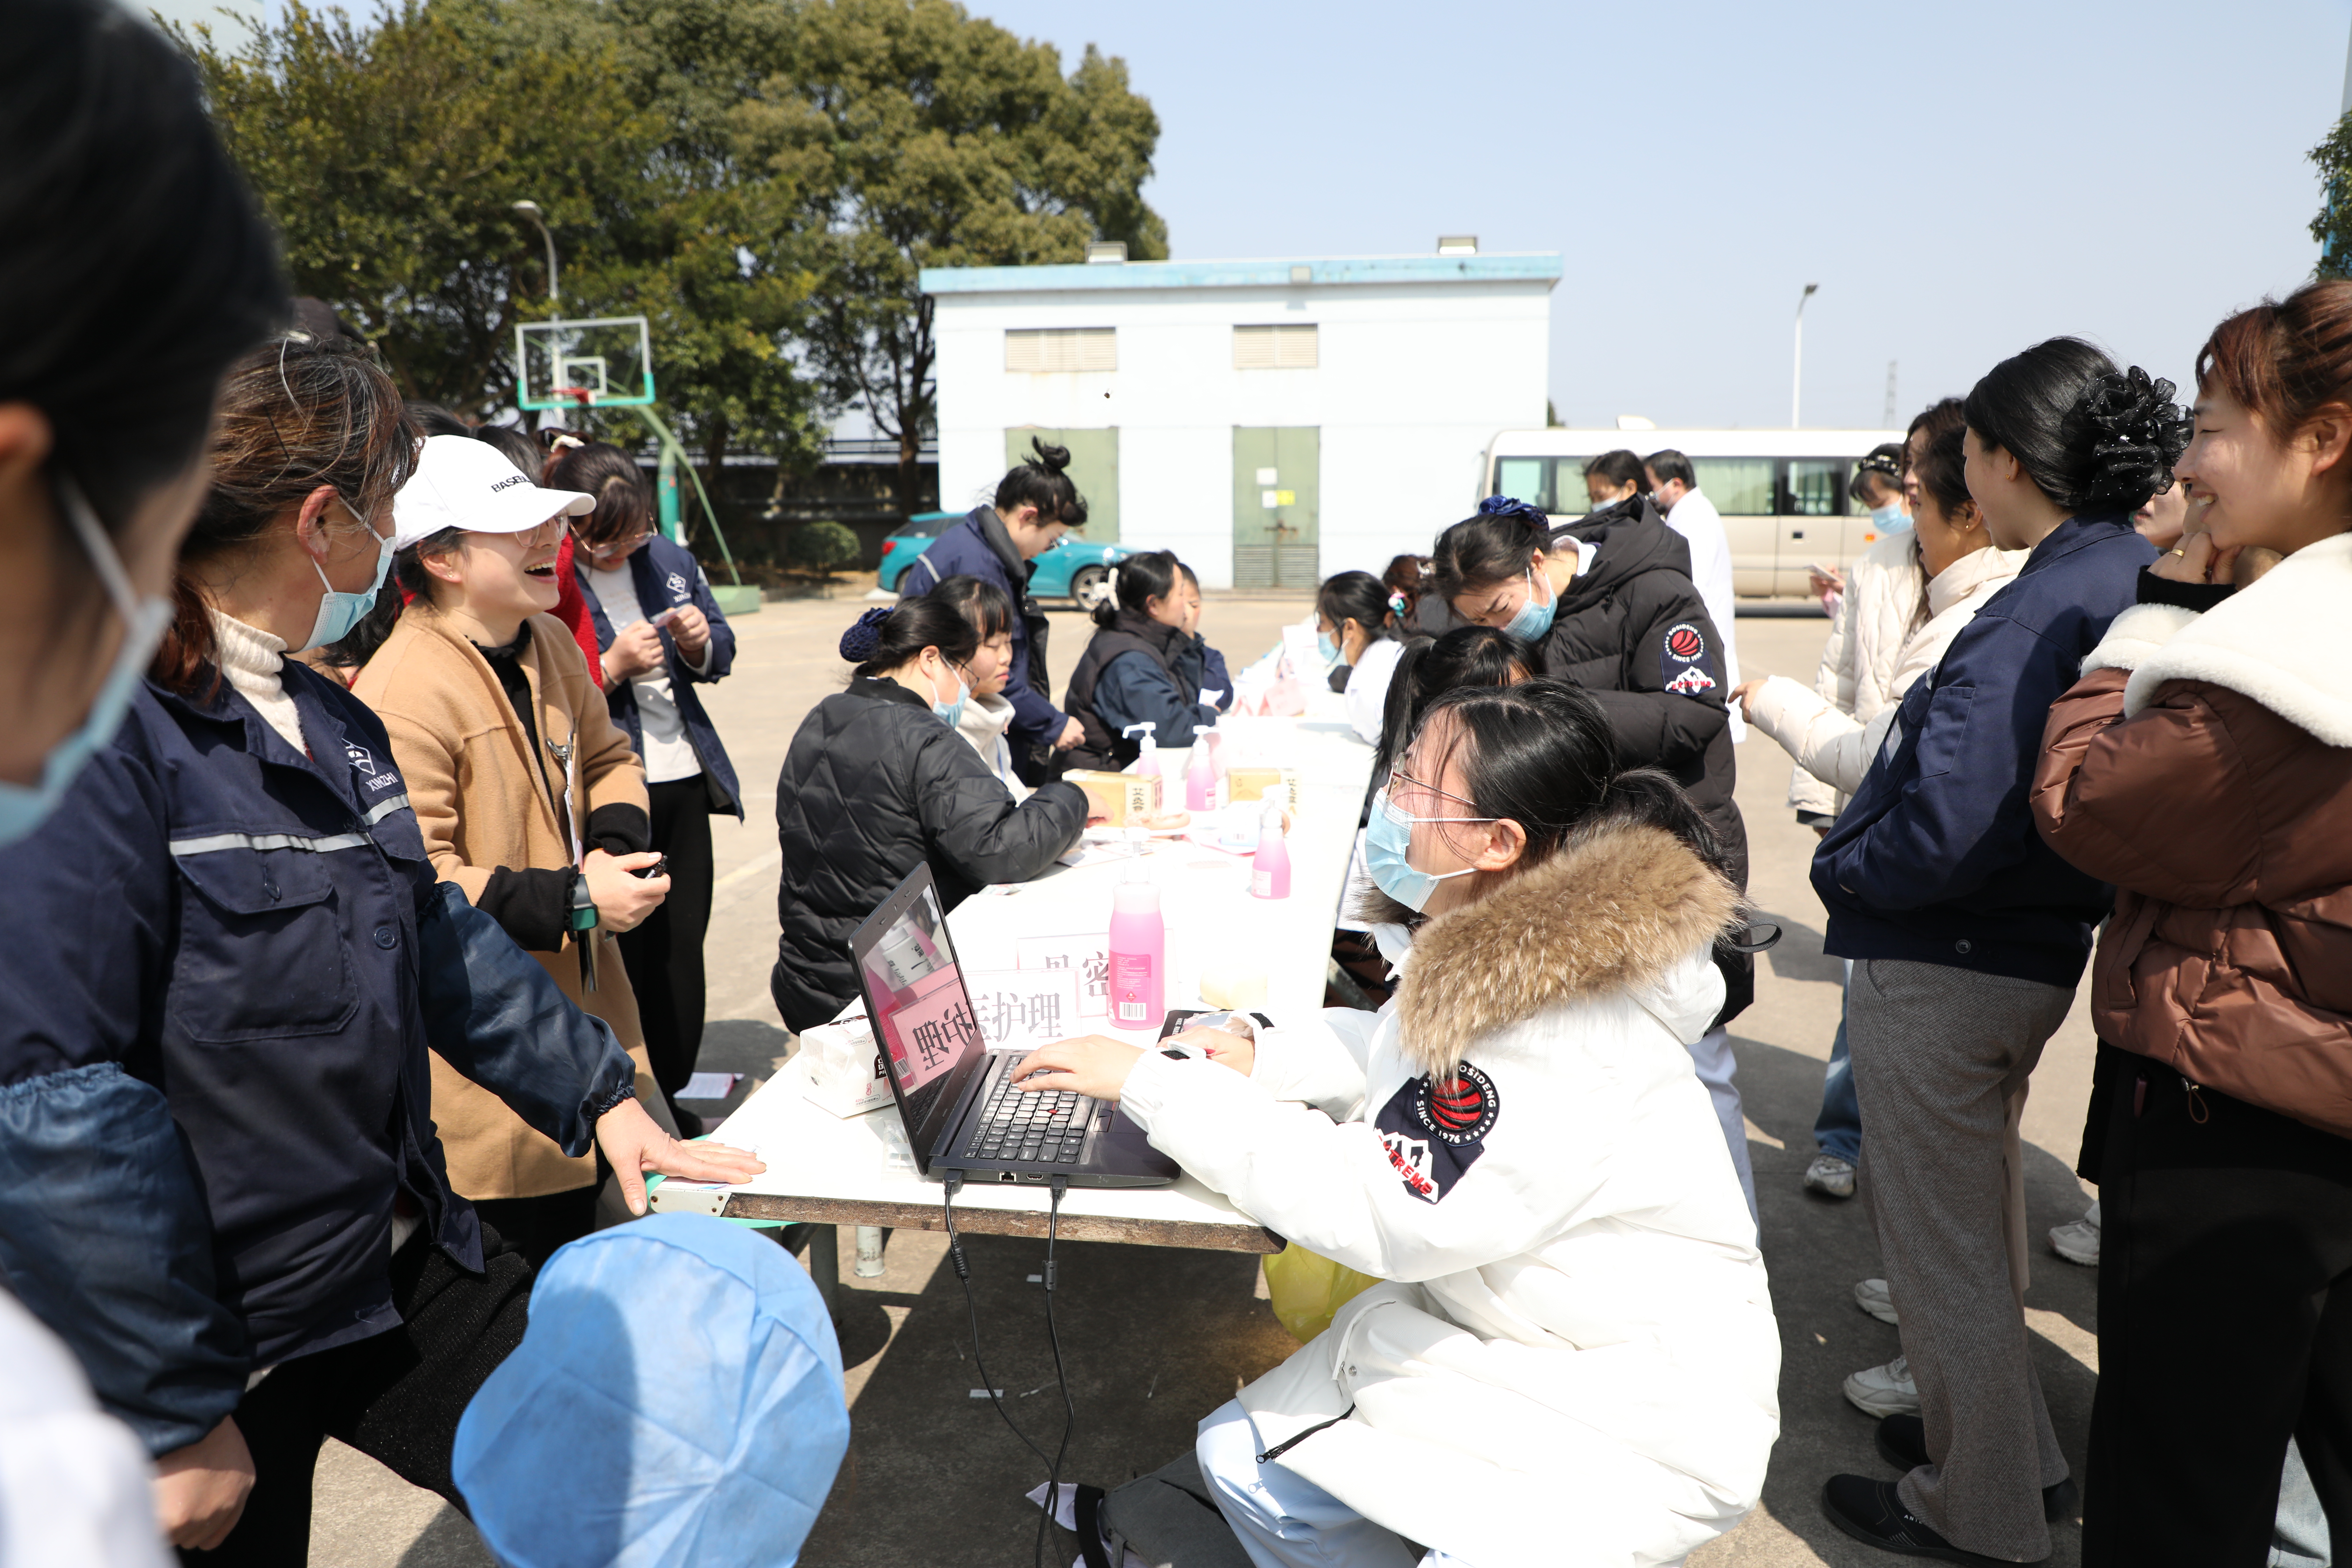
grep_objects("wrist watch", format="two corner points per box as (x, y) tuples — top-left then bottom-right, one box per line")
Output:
(566, 869), (598, 934)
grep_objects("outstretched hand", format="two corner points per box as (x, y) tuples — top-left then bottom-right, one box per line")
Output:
(594, 1095), (765, 1217)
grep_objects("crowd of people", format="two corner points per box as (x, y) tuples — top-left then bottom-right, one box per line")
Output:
(9, 2), (2352, 1567)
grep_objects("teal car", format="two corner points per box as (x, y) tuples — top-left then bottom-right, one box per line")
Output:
(878, 511), (1130, 610)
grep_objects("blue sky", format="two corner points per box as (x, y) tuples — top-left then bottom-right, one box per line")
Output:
(151, 0), (2352, 432)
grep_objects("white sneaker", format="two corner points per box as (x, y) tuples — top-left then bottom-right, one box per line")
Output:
(1804, 1153), (1857, 1198)
(2048, 1200), (2101, 1267)
(1843, 1355), (1919, 1418)
(1853, 1277), (1899, 1325)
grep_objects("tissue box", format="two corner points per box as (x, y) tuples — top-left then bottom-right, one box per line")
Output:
(1223, 766), (1300, 813)
(1065, 769), (1162, 826)
(798, 1017), (892, 1118)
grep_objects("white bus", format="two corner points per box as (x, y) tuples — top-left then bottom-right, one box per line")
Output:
(1480, 428), (1907, 598)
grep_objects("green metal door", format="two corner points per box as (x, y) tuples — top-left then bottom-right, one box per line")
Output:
(1004, 427), (1118, 544)
(1231, 427), (1320, 589)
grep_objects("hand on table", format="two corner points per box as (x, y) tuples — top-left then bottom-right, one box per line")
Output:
(1013, 1035), (1145, 1102)
(154, 1416), (253, 1550)
(595, 1094), (766, 1216)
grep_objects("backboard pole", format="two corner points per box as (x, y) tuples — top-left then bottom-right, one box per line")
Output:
(634, 405), (742, 588)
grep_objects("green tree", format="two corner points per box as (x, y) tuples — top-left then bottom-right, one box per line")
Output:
(791, 0), (1166, 512)
(2312, 113), (2352, 279)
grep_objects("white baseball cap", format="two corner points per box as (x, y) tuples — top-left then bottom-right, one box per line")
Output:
(393, 435), (596, 551)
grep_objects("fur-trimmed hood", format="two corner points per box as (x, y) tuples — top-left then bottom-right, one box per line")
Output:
(2085, 530), (2352, 745)
(1395, 822), (1739, 1076)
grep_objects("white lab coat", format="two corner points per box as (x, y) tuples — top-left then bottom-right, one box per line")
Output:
(1122, 824), (1782, 1567)
(1661, 488), (1743, 742)
(1343, 637), (1406, 746)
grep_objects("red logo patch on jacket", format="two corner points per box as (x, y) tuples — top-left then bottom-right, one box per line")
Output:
(1661, 621), (1716, 694)
(1374, 1064), (1499, 1204)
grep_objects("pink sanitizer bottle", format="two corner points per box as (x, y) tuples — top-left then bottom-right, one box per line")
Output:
(1107, 833), (1165, 1030)
(1250, 797), (1291, 899)
(1185, 722), (1217, 812)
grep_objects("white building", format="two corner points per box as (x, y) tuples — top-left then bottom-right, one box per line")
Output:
(920, 246), (1560, 590)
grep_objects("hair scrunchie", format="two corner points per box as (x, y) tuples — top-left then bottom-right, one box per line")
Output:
(838, 604), (893, 664)
(2080, 365), (2192, 512)
(1387, 590), (1409, 618)
(1477, 493), (1548, 528)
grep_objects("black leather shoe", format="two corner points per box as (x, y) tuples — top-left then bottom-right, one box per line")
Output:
(1822, 1474), (2049, 1564)
(1875, 1415), (2082, 1523)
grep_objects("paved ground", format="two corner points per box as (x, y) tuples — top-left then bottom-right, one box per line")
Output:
(310, 593), (2102, 1568)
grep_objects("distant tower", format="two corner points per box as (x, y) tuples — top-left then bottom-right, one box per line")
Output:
(1884, 361), (1899, 427)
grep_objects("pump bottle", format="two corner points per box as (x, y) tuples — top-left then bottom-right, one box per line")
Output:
(1250, 797), (1290, 899)
(1121, 721), (1161, 779)
(1185, 722), (1218, 812)
(1106, 829), (1165, 1029)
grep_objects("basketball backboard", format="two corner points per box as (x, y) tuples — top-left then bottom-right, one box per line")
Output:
(516, 316), (654, 410)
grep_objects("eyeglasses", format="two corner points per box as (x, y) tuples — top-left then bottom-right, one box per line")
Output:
(1387, 766), (1485, 814)
(576, 524), (656, 554)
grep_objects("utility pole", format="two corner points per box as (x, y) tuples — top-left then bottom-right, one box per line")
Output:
(1884, 360), (1899, 427)
(1791, 282), (1819, 429)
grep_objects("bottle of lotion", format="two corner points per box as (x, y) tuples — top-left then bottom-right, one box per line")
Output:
(1185, 722), (1217, 812)
(1107, 831), (1165, 1029)
(1121, 721), (1160, 779)
(1250, 797), (1290, 899)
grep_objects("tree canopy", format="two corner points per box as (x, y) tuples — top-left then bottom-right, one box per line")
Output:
(173, 0), (1164, 502)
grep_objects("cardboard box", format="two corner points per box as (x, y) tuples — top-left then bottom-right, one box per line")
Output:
(1064, 769), (1162, 826)
(1223, 766), (1300, 813)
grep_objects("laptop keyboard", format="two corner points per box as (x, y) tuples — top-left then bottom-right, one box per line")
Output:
(964, 1068), (1092, 1165)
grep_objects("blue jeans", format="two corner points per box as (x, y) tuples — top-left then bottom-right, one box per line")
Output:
(1813, 959), (1861, 1164)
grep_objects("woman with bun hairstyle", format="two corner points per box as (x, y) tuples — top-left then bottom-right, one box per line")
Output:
(0, 340), (755, 1559)
(548, 439), (741, 1133)
(1014, 681), (1779, 1568)
(2033, 282), (2352, 1565)
(768, 595), (1087, 1031)
(1314, 569), (1410, 744)
(1811, 340), (2172, 1565)
(1432, 489), (1758, 1224)
(1060, 548), (1218, 770)
(904, 437), (1090, 782)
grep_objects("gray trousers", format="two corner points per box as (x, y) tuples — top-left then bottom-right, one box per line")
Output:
(1849, 957), (2075, 1562)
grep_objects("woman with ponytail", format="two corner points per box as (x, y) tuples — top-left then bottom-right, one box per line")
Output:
(1013, 680), (1779, 1567)
(2034, 282), (2352, 1564)
(0, 341), (755, 1558)
(768, 595), (1087, 1031)
(1811, 339), (2175, 1565)
(1059, 548), (1218, 770)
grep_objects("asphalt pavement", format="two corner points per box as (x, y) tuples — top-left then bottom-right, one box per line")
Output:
(308, 593), (2102, 1568)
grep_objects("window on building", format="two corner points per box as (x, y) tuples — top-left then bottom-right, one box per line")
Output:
(1233, 324), (1318, 369)
(1004, 328), (1116, 373)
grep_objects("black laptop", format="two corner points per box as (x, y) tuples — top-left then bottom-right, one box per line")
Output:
(848, 864), (1178, 1189)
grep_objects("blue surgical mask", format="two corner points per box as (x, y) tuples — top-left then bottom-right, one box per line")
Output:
(0, 475), (175, 846)
(929, 666), (970, 729)
(1870, 503), (1912, 534)
(1502, 567), (1556, 643)
(1363, 787), (1492, 913)
(298, 515), (394, 652)
(1316, 630), (1340, 665)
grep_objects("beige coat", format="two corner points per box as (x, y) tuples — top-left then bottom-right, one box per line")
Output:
(352, 603), (658, 1199)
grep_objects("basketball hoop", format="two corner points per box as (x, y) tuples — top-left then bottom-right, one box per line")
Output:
(514, 316), (653, 412)
(553, 386), (597, 409)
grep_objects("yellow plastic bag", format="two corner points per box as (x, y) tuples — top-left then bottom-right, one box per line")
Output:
(1260, 1243), (1380, 1343)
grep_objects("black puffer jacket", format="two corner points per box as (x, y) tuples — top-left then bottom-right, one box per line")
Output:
(1545, 498), (1752, 1022)
(770, 677), (1087, 1031)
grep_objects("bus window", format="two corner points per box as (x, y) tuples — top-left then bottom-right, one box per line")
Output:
(1784, 459), (1847, 517)
(1494, 456), (1551, 512)
(1554, 460), (1594, 514)
(1691, 457), (1774, 515)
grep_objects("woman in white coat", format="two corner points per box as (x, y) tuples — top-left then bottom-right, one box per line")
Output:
(1014, 681), (1781, 1567)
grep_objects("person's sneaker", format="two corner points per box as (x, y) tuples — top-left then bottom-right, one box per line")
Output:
(1843, 1355), (1920, 1418)
(2047, 1201), (2100, 1267)
(1854, 1277), (1900, 1326)
(1822, 1474), (2043, 1564)
(1805, 1153), (1857, 1198)
(1875, 1415), (2082, 1524)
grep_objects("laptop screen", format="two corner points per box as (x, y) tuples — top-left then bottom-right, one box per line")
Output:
(849, 866), (987, 1157)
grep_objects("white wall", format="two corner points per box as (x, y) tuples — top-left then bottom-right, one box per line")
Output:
(932, 276), (1551, 588)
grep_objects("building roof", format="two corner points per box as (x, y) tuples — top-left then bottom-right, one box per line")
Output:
(919, 252), (1563, 295)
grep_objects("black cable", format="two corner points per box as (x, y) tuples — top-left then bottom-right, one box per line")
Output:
(1036, 1174), (1077, 1568)
(940, 1171), (1054, 1472)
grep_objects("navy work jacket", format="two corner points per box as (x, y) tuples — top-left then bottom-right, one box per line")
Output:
(574, 534), (742, 818)
(1812, 514), (2156, 986)
(906, 506), (1066, 751)
(0, 662), (636, 1456)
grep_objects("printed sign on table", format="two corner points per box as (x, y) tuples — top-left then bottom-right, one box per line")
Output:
(963, 967), (1082, 1052)
(1016, 933), (1111, 1020)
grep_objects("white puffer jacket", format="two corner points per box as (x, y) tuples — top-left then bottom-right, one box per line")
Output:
(1787, 530), (1927, 816)
(1119, 824), (1780, 1567)
(1770, 541), (2026, 808)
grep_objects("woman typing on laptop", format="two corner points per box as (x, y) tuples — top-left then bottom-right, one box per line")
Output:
(1010, 680), (1780, 1568)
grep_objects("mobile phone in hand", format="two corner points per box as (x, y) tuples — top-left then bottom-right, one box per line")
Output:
(649, 607), (681, 628)
(631, 855), (668, 880)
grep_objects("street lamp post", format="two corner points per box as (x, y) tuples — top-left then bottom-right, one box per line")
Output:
(1791, 282), (1819, 429)
(511, 200), (559, 306)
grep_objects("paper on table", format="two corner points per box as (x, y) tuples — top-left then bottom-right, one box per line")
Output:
(679, 1071), (741, 1101)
